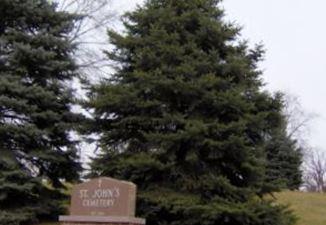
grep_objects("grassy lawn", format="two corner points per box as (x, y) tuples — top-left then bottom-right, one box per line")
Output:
(275, 191), (326, 225)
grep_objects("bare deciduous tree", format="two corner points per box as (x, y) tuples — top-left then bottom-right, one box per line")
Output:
(57, 0), (116, 78)
(51, 0), (117, 164)
(283, 94), (317, 153)
(282, 93), (322, 192)
(303, 150), (326, 192)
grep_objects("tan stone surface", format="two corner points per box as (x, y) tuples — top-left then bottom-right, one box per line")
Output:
(59, 216), (145, 224)
(69, 177), (136, 217)
(62, 223), (140, 225)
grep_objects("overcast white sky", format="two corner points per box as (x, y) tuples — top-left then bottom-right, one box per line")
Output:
(222, 0), (326, 152)
(109, 0), (326, 152)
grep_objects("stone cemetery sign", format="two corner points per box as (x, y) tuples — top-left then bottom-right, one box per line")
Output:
(59, 177), (145, 225)
(70, 177), (136, 217)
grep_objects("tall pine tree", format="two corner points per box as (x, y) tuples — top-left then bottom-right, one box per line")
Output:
(87, 0), (298, 224)
(0, 0), (82, 224)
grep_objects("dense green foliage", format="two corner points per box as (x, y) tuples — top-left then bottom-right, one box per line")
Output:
(87, 0), (300, 224)
(0, 158), (65, 225)
(0, 0), (82, 224)
(265, 128), (302, 191)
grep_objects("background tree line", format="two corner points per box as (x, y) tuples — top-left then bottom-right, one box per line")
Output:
(0, 0), (317, 225)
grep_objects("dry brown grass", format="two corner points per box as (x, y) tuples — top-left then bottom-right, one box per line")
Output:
(275, 191), (326, 225)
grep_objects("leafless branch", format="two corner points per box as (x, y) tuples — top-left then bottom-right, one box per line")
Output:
(283, 93), (318, 154)
(303, 149), (326, 192)
(55, 0), (117, 80)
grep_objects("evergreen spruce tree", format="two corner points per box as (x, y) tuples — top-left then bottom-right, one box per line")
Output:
(0, 0), (82, 224)
(0, 157), (65, 225)
(265, 128), (302, 191)
(87, 0), (298, 224)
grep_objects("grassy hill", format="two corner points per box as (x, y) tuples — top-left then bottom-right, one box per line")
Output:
(275, 191), (326, 225)
(40, 191), (326, 225)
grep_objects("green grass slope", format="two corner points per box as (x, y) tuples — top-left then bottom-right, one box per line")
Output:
(275, 191), (326, 225)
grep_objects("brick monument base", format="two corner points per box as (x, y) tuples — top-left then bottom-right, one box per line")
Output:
(59, 216), (146, 225)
